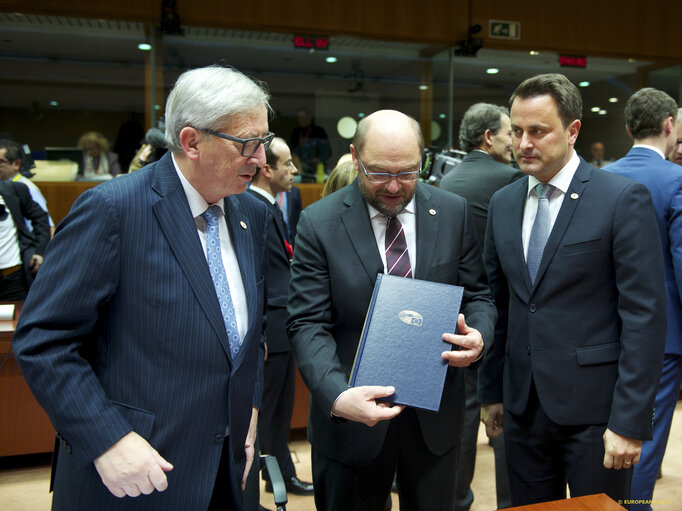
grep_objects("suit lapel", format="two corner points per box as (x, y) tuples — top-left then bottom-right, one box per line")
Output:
(340, 182), (383, 285)
(223, 194), (258, 370)
(414, 184), (437, 279)
(503, 178), (533, 293)
(532, 161), (591, 288)
(248, 189), (289, 252)
(151, 157), (232, 362)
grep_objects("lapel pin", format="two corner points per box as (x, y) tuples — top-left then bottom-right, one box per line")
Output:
(429, 209), (437, 216)
(570, 193), (579, 200)
(240, 221), (247, 230)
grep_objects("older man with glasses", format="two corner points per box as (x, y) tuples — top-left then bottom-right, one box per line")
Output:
(287, 109), (497, 510)
(14, 65), (272, 511)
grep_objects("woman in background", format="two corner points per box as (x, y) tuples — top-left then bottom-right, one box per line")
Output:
(77, 131), (121, 179)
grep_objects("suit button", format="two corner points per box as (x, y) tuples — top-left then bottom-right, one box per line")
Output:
(529, 304), (537, 312)
(527, 346), (531, 355)
(213, 434), (224, 444)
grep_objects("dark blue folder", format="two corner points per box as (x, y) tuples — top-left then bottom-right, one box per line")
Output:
(348, 273), (464, 412)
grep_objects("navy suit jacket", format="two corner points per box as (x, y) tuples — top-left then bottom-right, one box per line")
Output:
(604, 147), (682, 355)
(13, 153), (267, 510)
(479, 158), (666, 440)
(248, 188), (293, 353)
(287, 180), (496, 465)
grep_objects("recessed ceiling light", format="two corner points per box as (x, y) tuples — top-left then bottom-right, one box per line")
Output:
(49, 100), (58, 107)
(609, 97), (618, 103)
(486, 68), (500, 74)
(579, 81), (590, 87)
(138, 43), (152, 51)
(326, 56), (337, 63)
(529, 51), (539, 56)
(599, 110), (607, 115)
(154, 105), (161, 111)
(419, 85), (429, 91)
(358, 113), (365, 118)
(439, 114), (446, 119)
(591, 107), (600, 112)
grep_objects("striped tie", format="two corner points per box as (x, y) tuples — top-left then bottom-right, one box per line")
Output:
(385, 216), (413, 278)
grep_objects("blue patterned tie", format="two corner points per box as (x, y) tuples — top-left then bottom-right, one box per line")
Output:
(202, 205), (241, 357)
(527, 183), (554, 284)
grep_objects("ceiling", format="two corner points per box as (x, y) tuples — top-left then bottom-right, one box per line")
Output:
(0, 12), (679, 126)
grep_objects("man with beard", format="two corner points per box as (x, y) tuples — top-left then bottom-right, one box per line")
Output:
(287, 109), (497, 510)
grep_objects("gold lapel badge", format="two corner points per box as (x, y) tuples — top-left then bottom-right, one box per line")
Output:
(240, 221), (247, 230)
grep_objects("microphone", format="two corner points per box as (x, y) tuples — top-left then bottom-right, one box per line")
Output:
(145, 128), (167, 149)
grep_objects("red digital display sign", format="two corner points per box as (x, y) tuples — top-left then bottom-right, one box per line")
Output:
(559, 55), (587, 68)
(293, 35), (330, 50)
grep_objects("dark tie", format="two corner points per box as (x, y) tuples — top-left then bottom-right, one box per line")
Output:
(274, 203), (293, 259)
(202, 205), (241, 356)
(527, 183), (554, 284)
(385, 216), (413, 278)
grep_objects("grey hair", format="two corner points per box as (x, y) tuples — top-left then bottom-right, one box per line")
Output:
(458, 103), (509, 153)
(165, 65), (271, 152)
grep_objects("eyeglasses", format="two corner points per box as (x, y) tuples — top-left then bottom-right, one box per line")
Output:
(202, 129), (275, 157)
(356, 154), (421, 183)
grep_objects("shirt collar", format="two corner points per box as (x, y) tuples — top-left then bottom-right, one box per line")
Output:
(249, 184), (276, 204)
(527, 150), (580, 198)
(632, 144), (665, 159)
(366, 194), (416, 221)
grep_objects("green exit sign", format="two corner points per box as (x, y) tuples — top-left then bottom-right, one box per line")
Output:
(489, 20), (521, 40)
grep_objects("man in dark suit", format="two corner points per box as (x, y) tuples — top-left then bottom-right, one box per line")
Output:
(13, 65), (272, 511)
(287, 109), (497, 510)
(440, 102), (521, 510)
(604, 88), (682, 511)
(478, 73), (667, 506)
(0, 172), (49, 300)
(248, 137), (313, 496)
(275, 186), (302, 248)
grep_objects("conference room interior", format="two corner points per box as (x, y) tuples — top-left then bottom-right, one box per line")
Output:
(1, 6), (682, 510)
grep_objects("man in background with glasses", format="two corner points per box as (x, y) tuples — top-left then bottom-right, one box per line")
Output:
(0, 141), (50, 300)
(14, 65), (271, 511)
(287, 109), (496, 510)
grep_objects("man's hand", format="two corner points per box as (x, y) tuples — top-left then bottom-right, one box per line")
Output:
(93, 431), (173, 498)
(242, 407), (259, 490)
(481, 403), (504, 439)
(331, 386), (405, 427)
(441, 314), (484, 367)
(603, 428), (642, 470)
(29, 254), (43, 273)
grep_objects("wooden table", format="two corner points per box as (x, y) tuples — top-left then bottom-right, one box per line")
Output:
(0, 303), (55, 457)
(506, 494), (625, 510)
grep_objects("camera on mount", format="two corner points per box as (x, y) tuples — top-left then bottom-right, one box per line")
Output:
(421, 145), (466, 185)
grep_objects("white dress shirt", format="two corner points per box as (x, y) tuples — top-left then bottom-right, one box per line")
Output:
(172, 154), (248, 342)
(522, 150), (580, 260)
(366, 197), (417, 273)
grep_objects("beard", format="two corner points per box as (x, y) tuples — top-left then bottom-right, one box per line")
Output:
(358, 177), (414, 217)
